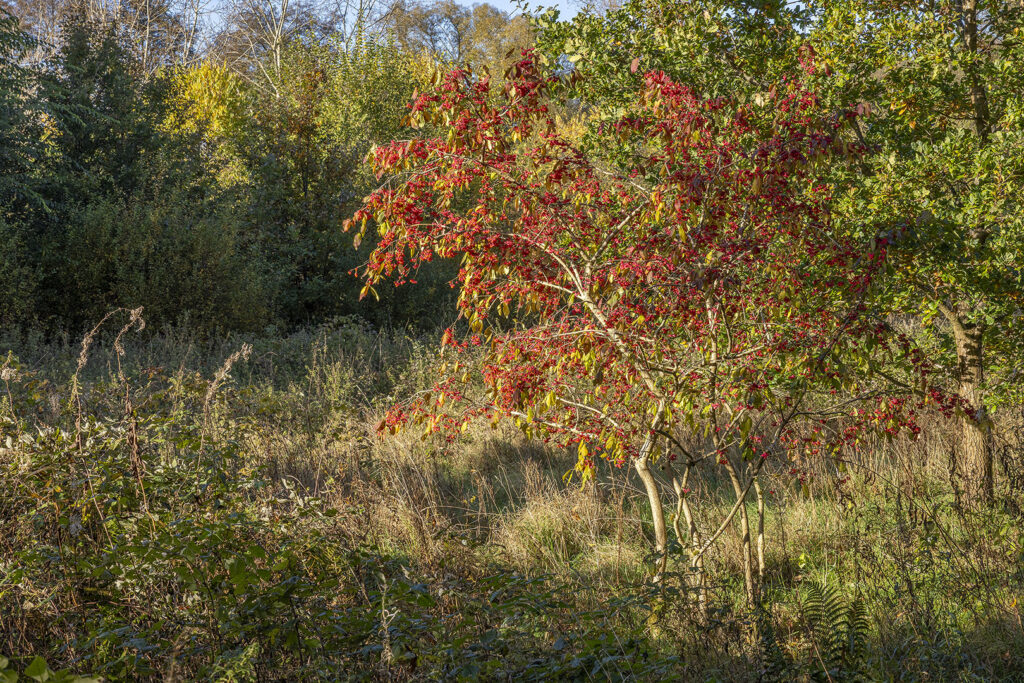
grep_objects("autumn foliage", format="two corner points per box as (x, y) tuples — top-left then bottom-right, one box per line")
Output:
(350, 51), (950, 601)
(357, 53), (924, 453)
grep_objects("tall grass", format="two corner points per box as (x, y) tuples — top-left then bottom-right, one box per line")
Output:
(1, 316), (1022, 680)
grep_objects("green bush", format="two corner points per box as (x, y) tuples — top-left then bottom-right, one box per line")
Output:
(54, 188), (273, 333)
(0, 216), (37, 326)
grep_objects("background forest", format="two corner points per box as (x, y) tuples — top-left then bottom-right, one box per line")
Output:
(2, 0), (1024, 680)
(1, 0), (536, 333)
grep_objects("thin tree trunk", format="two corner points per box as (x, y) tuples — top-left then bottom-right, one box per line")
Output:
(954, 321), (993, 504)
(666, 460), (708, 617)
(753, 475), (766, 590)
(723, 458), (757, 607)
(949, 0), (993, 503)
(634, 432), (668, 579)
(961, 0), (992, 142)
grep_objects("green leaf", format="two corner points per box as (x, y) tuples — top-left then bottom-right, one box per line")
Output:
(24, 657), (48, 681)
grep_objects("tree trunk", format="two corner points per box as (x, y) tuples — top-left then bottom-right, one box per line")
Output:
(753, 476), (766, 590)
(724, 460), (757, 608)
(634, 433), (668, 579)
(953, 0), (993, 503)
(953, 321), (993, 504)
(666, 460), (708, 617)
(961, 0), (992, 142)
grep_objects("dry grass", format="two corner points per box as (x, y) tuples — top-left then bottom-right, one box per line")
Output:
(2, 319), (1023, 680)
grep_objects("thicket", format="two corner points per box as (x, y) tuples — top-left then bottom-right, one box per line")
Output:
(0, 10), (459, 335)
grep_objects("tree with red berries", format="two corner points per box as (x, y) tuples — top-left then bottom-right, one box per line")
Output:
(349, 53), (940, 608)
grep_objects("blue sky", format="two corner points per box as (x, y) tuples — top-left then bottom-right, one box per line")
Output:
(203, 0), (582, 27)
(482, 0), (580, 20)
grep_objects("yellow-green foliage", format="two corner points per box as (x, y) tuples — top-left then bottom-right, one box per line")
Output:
(165, 61), (251, 140)
(163, 61), (253, 183)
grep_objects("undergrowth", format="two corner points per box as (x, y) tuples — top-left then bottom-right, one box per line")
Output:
(1, 316), (1023, 681)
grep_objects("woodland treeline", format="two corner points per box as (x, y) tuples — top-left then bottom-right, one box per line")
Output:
(1, 0), (531, 332)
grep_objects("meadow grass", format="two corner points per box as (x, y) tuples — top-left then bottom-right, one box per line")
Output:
(1, 317), (1022, 681)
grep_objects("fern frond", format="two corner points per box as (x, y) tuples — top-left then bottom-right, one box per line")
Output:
(840, 593), (870, 675)
(756, 607), (791, 682)
(799, 580), (870, 682)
